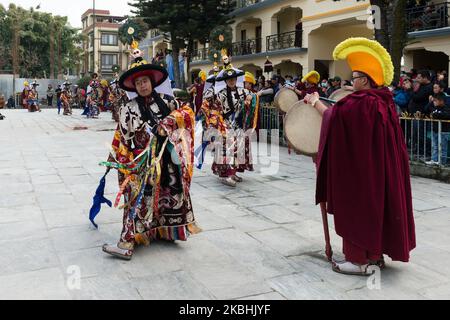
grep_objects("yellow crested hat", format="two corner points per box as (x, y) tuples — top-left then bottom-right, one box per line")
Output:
(24, 81), (29, 87)
(244, 72), (256, 85)
(333, 37), (394, 86)
(302, 71), (320, 84)
(199, 70), (207, 82)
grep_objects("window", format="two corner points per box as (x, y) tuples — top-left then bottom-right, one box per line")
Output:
(101, 33), (118, 46)
(89, 33), (94, 48)
(101, 54), (118, 71)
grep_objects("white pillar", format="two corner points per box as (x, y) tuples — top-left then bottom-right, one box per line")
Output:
(261, 17), (277, 52)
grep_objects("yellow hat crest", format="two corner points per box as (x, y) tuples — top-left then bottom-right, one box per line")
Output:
(333, 37), (394, 86)
(302, 71), (320, 84)
(244, 72), (256, 85)
(199, 70), (207, 81)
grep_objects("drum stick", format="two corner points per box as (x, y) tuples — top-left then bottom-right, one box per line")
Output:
(319, 97), (337, 104)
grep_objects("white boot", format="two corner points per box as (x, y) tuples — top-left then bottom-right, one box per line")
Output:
(220, 177), (237, 187)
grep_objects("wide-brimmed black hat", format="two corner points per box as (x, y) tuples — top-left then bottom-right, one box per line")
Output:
(31, 81), (39, 87)
(206, 74), (216, 84)
(215, 68), (245, 82)
(119, 57), (168, 93)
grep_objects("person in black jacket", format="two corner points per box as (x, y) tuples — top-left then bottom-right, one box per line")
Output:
(425, 93), (450, 166)
(408, 70), (434, 157)
(408, 70), (433, 114)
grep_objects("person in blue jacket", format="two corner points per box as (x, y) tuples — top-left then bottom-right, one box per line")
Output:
(393, 78), (413, 113)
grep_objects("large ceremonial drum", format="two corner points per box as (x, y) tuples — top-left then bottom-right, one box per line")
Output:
(328, 88), (354, 104)
(284, 88), (353, 157)
(274, 87), (299, 113)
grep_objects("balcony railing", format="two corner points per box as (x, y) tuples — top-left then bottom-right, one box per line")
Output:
(191, 48), (210, 62)
(148, 29), (161, 39)
(236, 0), (263, 9)
(266, 30), (303, 52)
(230, 38), (262, 56)
(406, 1), (450, 32)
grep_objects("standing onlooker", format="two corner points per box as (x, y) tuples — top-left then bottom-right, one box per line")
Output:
(425, 81), (450, 114)
(408, 70), (434, 156)
(47, 84), (54, 107)
(284, 75), (295, 88)
(187, 77), (199, 107)
(187, 75), (205, 115)
(7, 95), (15, 109)
(408, 70), (433, 115)
(426, 92), (450, 165)
(257, 80), (275, 104)
(0, 94), (5, 109)
(319, 79), (329, 97)
(179, 52), (186, 89)
(56, 85), (62, 115)
(326, 76), (342, 97)
(270, 75), (282, 96)
(394, 78), (413, 113)
(256, 76), (265, 92)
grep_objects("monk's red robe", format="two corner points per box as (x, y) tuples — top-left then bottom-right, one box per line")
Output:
(316, 88), (416, 262)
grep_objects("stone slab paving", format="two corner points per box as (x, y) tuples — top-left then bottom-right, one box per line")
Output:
(0, 109), (449, 300)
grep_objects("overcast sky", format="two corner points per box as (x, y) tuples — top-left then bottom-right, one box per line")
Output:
(0, 0), (133, 28)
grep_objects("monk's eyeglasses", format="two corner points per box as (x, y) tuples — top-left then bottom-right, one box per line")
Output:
(351, 75), (367, 82)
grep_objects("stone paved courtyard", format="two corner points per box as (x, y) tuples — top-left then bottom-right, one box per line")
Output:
(0, 109), (449, 300)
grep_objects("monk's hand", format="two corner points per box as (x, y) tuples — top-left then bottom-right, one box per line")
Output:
(304, 92), (320, 107)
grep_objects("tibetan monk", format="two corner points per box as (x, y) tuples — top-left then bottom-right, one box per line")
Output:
(305, 38), (416, 276)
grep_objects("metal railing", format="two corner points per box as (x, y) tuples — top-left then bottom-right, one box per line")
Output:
(400, 117), (450, 166)
(266, 30), (303, 51)
(258, 107), (450, 166)
(190, 48), (209, 62)
(148, 29), (161, 38)
(406, 1), (450, 32)
(230, 38), (262, 56)
(259, 103), (287, 145)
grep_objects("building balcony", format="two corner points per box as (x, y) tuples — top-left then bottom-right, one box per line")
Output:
(191, 48), (210, 62)
(266, 30), (302, 52)
(230, 38), (262, 56)
(189, 30), (304, 64)
(407, 1), (449, 32)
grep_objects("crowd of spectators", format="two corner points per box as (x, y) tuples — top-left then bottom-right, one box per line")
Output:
(391, 68), (450, 165)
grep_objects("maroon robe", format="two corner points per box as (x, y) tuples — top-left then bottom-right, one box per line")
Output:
(297, 84), (319, 100)
(316, 88), (416, 262)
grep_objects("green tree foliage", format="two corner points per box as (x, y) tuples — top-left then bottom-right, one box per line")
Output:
(77, 75), (91, 91)
(130, 0), (236, 88)
(0, 4), (84, 78)
(118, 18), (148, 45)
(369, 0), (407, 83)
(208, 25), (233, 62)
